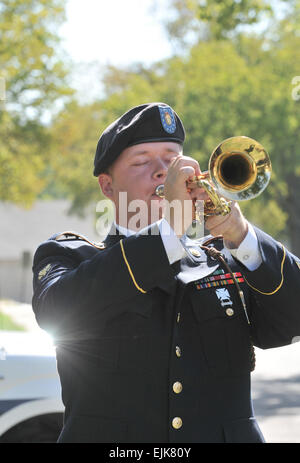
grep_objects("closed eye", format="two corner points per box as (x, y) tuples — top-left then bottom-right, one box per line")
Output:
(132, 161), (149, 167)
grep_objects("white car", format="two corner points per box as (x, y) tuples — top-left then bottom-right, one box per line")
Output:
(0, 330), (64, 443)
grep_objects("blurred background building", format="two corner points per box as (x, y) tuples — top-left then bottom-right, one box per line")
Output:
(0, 200), (99, 303)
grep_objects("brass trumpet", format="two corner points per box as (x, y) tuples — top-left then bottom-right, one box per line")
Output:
(155, 136), (272, 218)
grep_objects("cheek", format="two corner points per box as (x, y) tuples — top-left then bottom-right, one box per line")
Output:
(112, 164), (153, 199)
(128, 169), (152, 190)
(115, 175), (147, 202)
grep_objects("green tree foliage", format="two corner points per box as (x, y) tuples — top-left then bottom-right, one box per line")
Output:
(163, 0), (290, 43)
(2, 0), (299, 253)
(0, 0), (72, 205)
(55, 34), (298, 225)
(156, 37), (299, 246)
(47, 14), (300, 250)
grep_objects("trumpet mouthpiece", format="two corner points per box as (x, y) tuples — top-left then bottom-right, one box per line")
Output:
(155, 184), (165, 198)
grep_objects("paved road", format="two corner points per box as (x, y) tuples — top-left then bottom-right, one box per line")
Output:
(252, 343), (300, 443)
(1, 300), (300, 443)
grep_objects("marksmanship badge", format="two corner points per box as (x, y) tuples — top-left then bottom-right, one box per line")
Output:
(158, 105), (176, 134)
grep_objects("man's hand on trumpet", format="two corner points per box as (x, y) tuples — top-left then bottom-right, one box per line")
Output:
(163, 154), (248, 247)
(162, 154), (207, 238)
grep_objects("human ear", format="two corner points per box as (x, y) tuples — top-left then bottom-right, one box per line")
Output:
(98, 173), (114, 199)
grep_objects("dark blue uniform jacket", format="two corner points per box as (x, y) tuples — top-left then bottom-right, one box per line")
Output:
(32, 223), (300, 443)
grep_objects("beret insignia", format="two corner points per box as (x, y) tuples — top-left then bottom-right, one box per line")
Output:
(159, 105), (176, 134)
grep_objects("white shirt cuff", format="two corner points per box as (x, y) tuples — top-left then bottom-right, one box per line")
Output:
(158, 218), (186, 264)
(227, 222), (262, 271)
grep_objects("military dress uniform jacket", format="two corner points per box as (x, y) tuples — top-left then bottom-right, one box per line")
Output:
(32, 223), (300, 443)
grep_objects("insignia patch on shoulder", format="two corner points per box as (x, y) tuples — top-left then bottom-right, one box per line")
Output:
(38, 263), (52, 280)
(158, 105), (176, 134)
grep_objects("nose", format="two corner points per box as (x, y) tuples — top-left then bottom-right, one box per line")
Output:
(153, 158), (168, 181)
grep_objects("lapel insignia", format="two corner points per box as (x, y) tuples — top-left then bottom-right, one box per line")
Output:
(190, 248), (201, 257)
(38, 263), (52, 280)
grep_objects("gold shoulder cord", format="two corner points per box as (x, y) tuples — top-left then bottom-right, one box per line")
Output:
(244, 244), (286, 296)
(120, 239), (147, 294)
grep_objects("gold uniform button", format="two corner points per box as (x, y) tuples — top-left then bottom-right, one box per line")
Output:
(175, 346), (181, 358)
(172, 417), (183, 429)
(226, 308), (234, 316)
(177, 313), (181, 323)
(173, 381), (183, 394)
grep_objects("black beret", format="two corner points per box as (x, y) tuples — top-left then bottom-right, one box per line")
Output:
(93, 102), (185, 176)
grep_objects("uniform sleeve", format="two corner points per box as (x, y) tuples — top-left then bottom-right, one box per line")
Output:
(227, 222), (262, 271)
(243, 227), (300, 349)
(32, 223), (180, 338)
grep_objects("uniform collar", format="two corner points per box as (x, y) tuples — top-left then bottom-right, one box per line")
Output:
(103, 223), (126, 248)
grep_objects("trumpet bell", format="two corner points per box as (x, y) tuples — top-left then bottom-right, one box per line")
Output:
(209, 136), (271, 202)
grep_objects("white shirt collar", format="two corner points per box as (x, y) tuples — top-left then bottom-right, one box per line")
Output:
(114, 222), (136, 237)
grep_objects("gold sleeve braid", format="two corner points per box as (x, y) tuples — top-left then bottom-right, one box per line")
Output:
(244, 244), (286, 296)
(120, 239), (147, 294)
